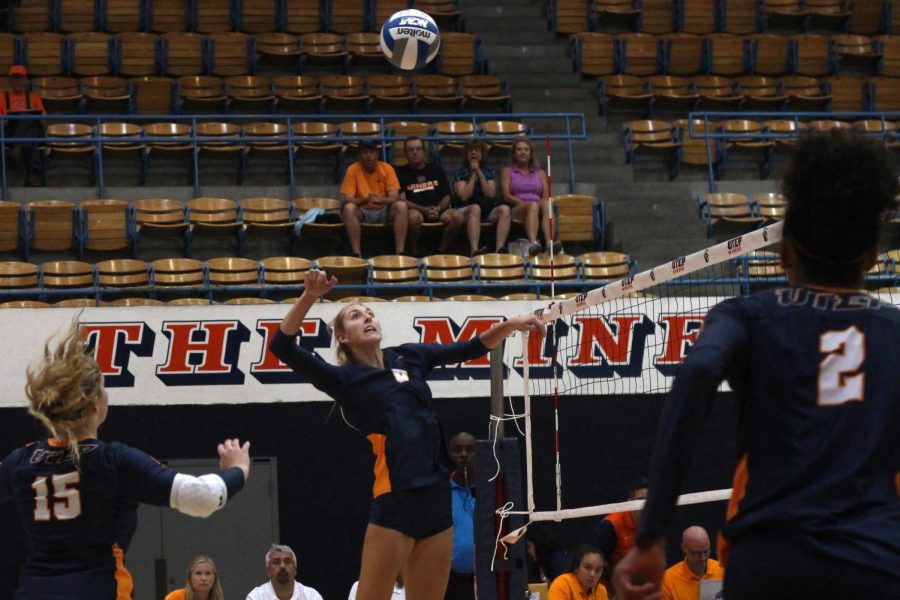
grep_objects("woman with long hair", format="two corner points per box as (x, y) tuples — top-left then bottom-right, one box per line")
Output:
(548, 545), (608, 600)
(500, 136), (558, 257)
(165, 555), (225, 600)
(0, 319), (250, 599)
(270, 269), (545, 600)
(613, 129), (900, 598)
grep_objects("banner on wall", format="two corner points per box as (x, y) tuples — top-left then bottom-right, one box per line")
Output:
(0, 294), (893, 407)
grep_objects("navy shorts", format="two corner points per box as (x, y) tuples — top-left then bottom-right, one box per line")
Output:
(369, 478), (452, 539)
(725, 530), (900, 600)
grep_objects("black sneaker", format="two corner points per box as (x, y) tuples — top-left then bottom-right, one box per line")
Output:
(527, 241), (543, 256)
(546, 240), (564, 255)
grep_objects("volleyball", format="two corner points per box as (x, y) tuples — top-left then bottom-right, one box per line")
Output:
(380, 9), (440, 71)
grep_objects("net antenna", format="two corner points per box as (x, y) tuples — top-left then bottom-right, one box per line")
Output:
(501, 222), (784, 543)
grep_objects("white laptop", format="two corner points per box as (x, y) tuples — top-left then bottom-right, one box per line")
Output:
(700, 578), (724, 600)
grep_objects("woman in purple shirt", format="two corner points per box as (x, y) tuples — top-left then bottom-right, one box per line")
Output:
(500, 136), (560, 257)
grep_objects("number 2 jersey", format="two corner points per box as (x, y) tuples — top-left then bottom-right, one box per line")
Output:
(1, 438), (176, 599)
(639, 286), (900, 576)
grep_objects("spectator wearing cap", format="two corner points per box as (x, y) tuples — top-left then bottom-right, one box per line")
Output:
(340, 140), (407, 257)
(0, 65), (46, 186)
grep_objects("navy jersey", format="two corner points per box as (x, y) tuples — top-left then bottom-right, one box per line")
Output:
(271, 329), (489, 495)
(639, 287), (900, 576)
(0, 438), (176, 598)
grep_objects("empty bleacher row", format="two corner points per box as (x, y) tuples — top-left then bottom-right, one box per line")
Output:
(549, 0), (892, 36)
(621, 116), (900, 180)
(9, 0), (463, 35)
(0, 30), (486, 79)
(0, 250), (637, 305)
(22, 72), (510, 115)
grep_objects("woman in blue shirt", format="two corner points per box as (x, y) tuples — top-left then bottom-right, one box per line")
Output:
(270, 269), (544, 600)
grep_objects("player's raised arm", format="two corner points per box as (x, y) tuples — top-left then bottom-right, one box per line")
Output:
(480, 314), (546, 349)
(280, 269), (337, 335)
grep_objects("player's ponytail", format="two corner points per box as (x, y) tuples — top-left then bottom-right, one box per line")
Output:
(782, 128), (898, 286)
(25, 318), (104, 466)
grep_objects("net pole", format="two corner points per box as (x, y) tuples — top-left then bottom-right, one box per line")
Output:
(545, 135), (563, 513)
(545, 135), (556, 299)
(522, 331), (536, 513)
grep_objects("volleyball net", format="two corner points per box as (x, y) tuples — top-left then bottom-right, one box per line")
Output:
(494, 222), (785, 541)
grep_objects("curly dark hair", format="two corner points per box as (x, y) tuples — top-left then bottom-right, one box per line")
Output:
(782, 128), (898, 286)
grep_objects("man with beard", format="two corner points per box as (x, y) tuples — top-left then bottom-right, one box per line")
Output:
(445, 432), (477, 600)
(246, 545), (324, 600)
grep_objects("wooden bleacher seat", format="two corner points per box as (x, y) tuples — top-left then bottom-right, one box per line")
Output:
(805, 119), (851, 132)
(691, 75), (742, 110)
(131, 76), (175, 114)
(240, 0), (279, 33)
(579, 251), (631, 281)
(22, 32), (66, 76)
(31, 76), (81, 113)
(808, 0), (851, 31)
(572, 32), (615, 78)
(867, 76), (900, 111)
(414, 74), (462, 112)
(368, 74), (417, 113)
(178, 75), (227, 113)
(42, 259), (94, 288)
(0, 261), (38, 289)
(876, 35), (900, 76)
(781, 75), (830, 111)
(116, 32), (160, 78)
(369, 254), (420, 285)
(393, 295), (434, 302)
(284, 0), (323, 34)
(96, 258), (150, 287)
(224, 297), (275, 304)
(151, 257), (205, 287)
(832, 34), (880, 71)
(315, 255), (369, 291)
(646, 75), (698, 112)
(528, 582), (549, 600)
(374, 0), (409, 30)
(329, 0), (366, 34)
(207, 256), (260, 288)
(662, 33), (704, 77)
(59, 0), (99, 33)
(131, 198), (188, 254)
(479, 120), (528, 157)
(81, 199), (130, 254)
(752, 191), (787, 222)
(209, 32), (252, 77)
(433, 119), (475, 157)
(738, 250), (785, 278)
(106, 0), (143, 33)
(163, 32), (205, 77)
(143, 122), (192, 182)
(186, 197), (242, 254)
(824, 75), (865, 111)
(149, 0), (190, 33)
(444, 294), (494, 301)
(673, 117), (722, 173)
(0, 33), (17, 76)
(638, 0), (676, 33)
(618, 32), (661, 76)
(623, 120), (679, 178)
(12, 0), (52, 33)
(763, 118), (805, 151)
(598, 74), (652, 118)
(459, 74), (511, 112)
(422, 254), (473, 284)
(69, 32), (113, 77)
(112, 297), (164, 306)
(54, 298), (103, 307)
(42, 123), (94, 184)
(1, 300), (50, 308)
(474, 253), (525, 283)
(531, 252), (577, 281)
(699, 192), (761, 237)
(242, 121), (291, 182)
(255, 33), (302, 70)
(750, 34), (791, 76)
(415, 0), (463, 32)
(272, 75), (322, 113)
(592, 0), (640, 31)
(793, 34), (833, 77)
(300, 32), (348, 69)
(550, 0), (590, 34)
(437, 32), (483, 77)
(82, 76), (131, 113)
(346, 32), (388, 70)
(292, 123), (344, 181)
(339, 120), (382, 154)
(705, 33), (748, 77)
(761, 0), (809, 31)
(0, 201), (22, 253)
(97, 121), (143, 166)
(321, 74), (368, 113)
(682, 0), (716, 34)
(336, 295), (387, 302)
(718, 119), (775, 179)
(736, 75), (787, 110)
(195, 0), (233, 34)
(498, 293), (538, 301)
(167, 297), (214, 305)
(226, 75), (275, 113)
(260, 256), (311, 285)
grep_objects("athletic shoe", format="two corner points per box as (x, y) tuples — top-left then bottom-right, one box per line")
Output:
(546, 240), (563, 255)
(527, 241), (543, 256)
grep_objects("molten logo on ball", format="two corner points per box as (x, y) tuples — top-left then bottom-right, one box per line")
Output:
(380, 9), (441, 71)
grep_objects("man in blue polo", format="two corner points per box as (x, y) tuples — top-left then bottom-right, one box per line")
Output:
(446, 431), (476, 600)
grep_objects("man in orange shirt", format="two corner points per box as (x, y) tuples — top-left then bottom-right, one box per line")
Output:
(660, 526), (724, 600)
(595, 478), (648, 573)
(0, 65), (47, 186)
(340, 141), (408, 257)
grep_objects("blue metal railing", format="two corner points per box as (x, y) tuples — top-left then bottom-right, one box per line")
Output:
(0, 111), (588, 198)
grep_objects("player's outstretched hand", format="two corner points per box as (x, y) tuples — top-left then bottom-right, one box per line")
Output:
(612, 543), (666, 600)
(303, 269), (338, 299)
(218, 438), (251, 482)
(506, 314), (547, 338)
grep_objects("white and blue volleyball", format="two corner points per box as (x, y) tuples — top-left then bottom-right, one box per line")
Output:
(380, 9), (440, 70)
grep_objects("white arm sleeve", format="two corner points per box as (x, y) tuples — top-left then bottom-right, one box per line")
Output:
(169, 473), (228, 517)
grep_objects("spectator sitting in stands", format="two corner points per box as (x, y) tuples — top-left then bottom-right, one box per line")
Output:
(164, 555), (224, 600)
(0, 65), (46, 187)
(500, 136), (560, 257)
(395, 135), (460, 256)
(246, 544), (324, 600)
(452, 139), (511, 256)
(548, 544), (608, 600)
(340, 141), (407, 258)
(660, 526), (724, 600)
(595, 477), (647, 581)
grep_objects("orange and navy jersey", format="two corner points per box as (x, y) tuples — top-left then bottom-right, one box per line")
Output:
(271, 329), (489, 496)
(639, 286), (900, 576)
(0, 438), (176, 598)
(595, 511), (637, 566)
(0, 91), (46, 115)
